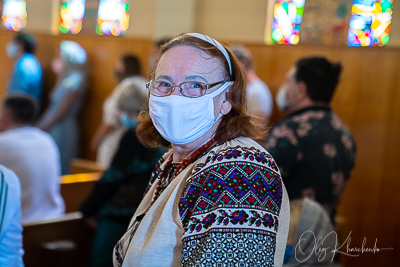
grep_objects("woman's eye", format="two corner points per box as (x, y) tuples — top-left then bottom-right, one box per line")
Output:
(189, 82), (202, 89)
(158, 81), (171, 87)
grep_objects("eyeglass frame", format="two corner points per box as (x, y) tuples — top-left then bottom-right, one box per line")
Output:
(146, 80), (230, 98)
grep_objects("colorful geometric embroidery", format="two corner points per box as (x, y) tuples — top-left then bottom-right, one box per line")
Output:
(142, 155), (166, 197)
(183, 206), (279, 241)
(179, 145), (282, 265)
(179, 147), (282, 229)
(206, 146), (279, 172)
(182, 232), (276, 266)
(113, 216), (143, 266)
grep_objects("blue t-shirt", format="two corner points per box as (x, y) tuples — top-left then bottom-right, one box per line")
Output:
(8, 53), (43, 101)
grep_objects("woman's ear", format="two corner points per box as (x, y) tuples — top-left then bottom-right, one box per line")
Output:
(220, 85), (233, 115)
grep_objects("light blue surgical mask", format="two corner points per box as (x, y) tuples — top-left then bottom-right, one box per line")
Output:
(120, 113), (137, 129)
(6, 42), (18, 58)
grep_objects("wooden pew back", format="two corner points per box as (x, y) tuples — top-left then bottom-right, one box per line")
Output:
(23, 212), (94, 267)
(60, 172), (101, 213)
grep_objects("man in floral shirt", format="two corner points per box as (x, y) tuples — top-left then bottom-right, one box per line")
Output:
(263, 57), (356, 221)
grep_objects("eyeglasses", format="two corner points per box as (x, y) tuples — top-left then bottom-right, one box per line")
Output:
(146, 80), (228, 98)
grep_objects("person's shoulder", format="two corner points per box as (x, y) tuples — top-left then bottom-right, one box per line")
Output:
(0, 128), (25, 146)
(28, 127), (60, 150)
(291, 108), (329, 124)
(274, 108), (325, 130)
(0, 165), (21, 193)
(271, 114), (297, 132)
(18, 53), (40, 67)
(200, 137), (280, 172)
(61, 71), (85, 89)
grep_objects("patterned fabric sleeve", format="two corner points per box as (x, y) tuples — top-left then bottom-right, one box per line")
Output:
(263, 122), (299, 179)
(179, 145), (284, 266)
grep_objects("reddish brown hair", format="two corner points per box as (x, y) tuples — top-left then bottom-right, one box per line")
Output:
(136, 33), (267, 148)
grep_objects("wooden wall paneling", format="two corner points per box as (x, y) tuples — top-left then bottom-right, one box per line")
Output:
(374, 51), (400, 265)
(0, 32), (17, 101)
(245, 44), (400, 267)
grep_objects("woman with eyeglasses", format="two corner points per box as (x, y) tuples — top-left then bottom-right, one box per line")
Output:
(114, 33), (290, 267)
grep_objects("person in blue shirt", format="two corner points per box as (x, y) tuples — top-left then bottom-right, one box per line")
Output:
(0, 165), (24, 267)
(6, 33), (43, 102)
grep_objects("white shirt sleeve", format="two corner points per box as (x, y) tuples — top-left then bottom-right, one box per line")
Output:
(246, 78), (273, 117)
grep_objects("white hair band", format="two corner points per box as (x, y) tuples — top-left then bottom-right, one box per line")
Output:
(185, 33), (232, 76)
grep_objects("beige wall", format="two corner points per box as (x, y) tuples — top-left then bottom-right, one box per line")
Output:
(153, 0), (197, 39)
(10, 0), (400, 45)
(195, 0), (268, 42)
(390, 0), (400, 46)
(125, 0), (157, 38)
(25, 0), (54, 33)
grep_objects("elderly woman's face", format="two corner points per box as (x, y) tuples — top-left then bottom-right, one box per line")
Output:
(155, 45), (230, 117)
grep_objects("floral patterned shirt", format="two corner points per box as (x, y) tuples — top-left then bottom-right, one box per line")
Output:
(263, 107), (356, 219)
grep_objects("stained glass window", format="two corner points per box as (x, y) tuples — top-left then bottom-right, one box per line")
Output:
(2, 0), (27, 31)
(347, 0), (393, 46)
(96, 0), (129, 36)
(272, 0), (305, 45)
(60, 0), (86, 34)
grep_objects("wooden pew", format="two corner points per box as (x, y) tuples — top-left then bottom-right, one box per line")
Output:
(60, 172), (102, 213)
(23, 212), (94, 267)
(70, 158), (106, 174)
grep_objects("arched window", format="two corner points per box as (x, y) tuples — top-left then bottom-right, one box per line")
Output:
(60, 0), (86, 34)
(347, 0), (393, 46)
(272, 0), (305, 45)
(96, 0), (129, 36)
(2, 0), (27, 31)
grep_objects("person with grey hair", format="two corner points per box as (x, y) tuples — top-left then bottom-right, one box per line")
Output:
(91, 54), (147, 168)
(37, 41), (87, 174)
(230, 44), (273, 125)
(80, 82), (164, 267)
(283, 198), (336, 267)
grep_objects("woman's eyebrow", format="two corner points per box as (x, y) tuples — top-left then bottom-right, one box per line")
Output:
(185, 75), (207, 82)
(155, 75), (173, 81)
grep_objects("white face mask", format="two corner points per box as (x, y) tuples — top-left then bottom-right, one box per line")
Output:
(275, 86), (289, 112)
(149, 82), (231, 145)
